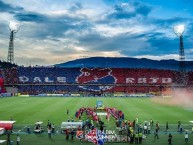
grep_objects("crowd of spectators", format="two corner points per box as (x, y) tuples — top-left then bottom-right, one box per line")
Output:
(4, 68), (18, 84)
(0, 70), (6, 93)
(0, 60), (17, 69)
(1, 66), (193, 95)
(14, 67), (178, 84)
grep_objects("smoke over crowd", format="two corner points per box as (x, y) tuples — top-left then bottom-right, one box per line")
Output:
(152, 87), (193, 110)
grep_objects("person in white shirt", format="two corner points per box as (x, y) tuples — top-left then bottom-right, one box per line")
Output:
(148, 121), (151, 126)
(147, 125), (151, 134)
(192, 126), (193, 134)
(143, 124), (147, 134)
(150, 119), (154, 127)
(185, 132), (188, 142)
(48, 128), (51, 139)
(136, 117), (139, 126)
(16, 134), (20, 145)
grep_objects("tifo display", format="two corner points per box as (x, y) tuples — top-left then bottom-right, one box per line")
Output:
(1, 67), (193, 95)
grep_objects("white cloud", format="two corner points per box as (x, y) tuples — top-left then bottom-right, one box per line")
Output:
(0, 12), (15, 23)
(101, 51), (125, 57)
(134, 54), (179, 60)
(94, 24), (150, 37)
(2, 0), (62, 13)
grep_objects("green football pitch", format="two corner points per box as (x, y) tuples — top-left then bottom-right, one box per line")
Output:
(0, 96), (193, 145)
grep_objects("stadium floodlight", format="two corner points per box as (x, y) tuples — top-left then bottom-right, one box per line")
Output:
(173, 24), (185, 37)
(173, 24), (186, 86)
(9, 21), (20, 33)
(173, 24), (185, 63)
(7, 21), (20, 63)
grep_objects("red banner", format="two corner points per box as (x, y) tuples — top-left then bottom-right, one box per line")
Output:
(0, 78), (3, 87)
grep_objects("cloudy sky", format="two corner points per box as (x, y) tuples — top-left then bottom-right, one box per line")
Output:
(0, 0), (193, 66)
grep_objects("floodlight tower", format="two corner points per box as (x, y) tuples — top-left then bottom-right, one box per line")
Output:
(173, 24), (186, 86)
(7, 21), (20, 63)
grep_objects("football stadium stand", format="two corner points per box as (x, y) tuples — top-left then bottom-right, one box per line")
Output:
(1, 67), (192, 95)
(0, 60), (17, 69)
(0, 70), (5, 93)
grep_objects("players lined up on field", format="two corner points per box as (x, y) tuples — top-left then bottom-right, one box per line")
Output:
(68, 107), (192, 137)
(74, 107), (124, 127)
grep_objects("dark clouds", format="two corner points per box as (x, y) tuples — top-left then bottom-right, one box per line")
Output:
(1, 0), (193, 65)
(15, 12), (48, 22)
(0, 0), (23, 13)
(105, 1), (152, 19)
(150, 17), (189, 29)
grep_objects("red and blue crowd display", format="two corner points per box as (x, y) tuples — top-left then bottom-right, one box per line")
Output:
(1, 67), (193, 94)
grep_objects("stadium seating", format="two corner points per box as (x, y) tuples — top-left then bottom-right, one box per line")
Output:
(4, 68), (18, 84)
(0, 60), (17, 69)
(0, 70), (5, 93)
(2, 67), (193, 95)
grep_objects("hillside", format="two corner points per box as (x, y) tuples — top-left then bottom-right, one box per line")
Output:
(55, 57), (193, 71)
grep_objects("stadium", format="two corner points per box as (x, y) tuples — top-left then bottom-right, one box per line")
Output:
(1, 1), (193, 145)
(0, 64), (193, 145)
(1, 67), (193, 95)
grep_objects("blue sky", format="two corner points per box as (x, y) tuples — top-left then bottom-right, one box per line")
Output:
(0, 0), (193, 66)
